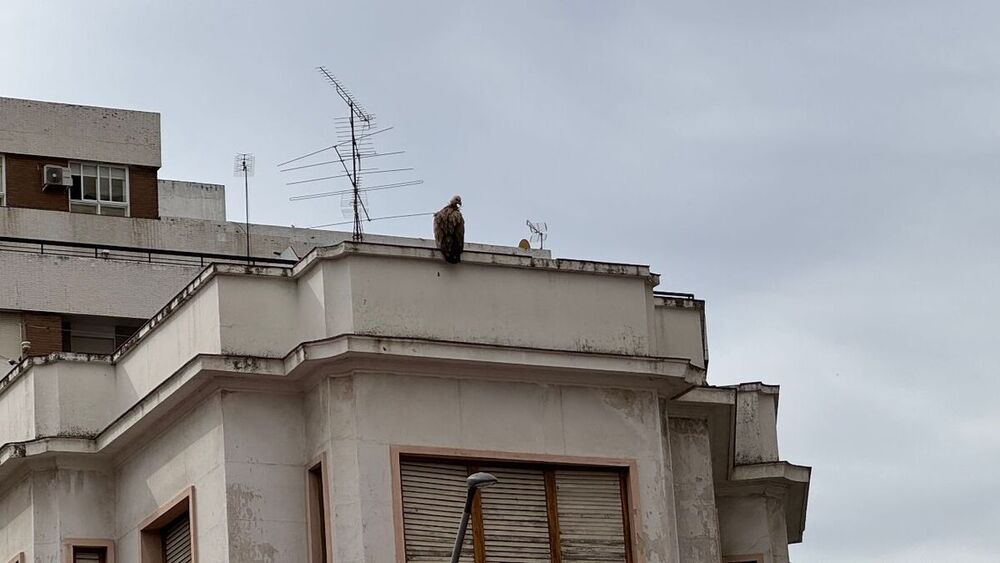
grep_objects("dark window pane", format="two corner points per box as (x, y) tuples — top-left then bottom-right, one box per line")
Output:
(70, 176), (82, 199)
(82, 176), (97, 200)
(111, 179), (125, 202)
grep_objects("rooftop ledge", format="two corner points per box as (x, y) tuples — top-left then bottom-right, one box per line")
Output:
(293, 241), (658, 282)
(108, 240), (671, 363)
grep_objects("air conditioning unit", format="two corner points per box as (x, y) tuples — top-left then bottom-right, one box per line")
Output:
(42, 165), (73, 191)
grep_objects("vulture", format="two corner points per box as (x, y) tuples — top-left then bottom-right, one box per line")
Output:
(433, 195), (465, 263)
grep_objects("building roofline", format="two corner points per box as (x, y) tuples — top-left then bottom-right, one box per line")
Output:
(0, 96), (160, 117)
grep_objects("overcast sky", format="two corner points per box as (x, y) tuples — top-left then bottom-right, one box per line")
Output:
(4, 2), (1000, 561)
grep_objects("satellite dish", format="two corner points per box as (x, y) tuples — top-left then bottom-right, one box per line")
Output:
(518, 239), (531, 250)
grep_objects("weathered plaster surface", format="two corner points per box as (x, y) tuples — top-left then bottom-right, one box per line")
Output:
(0, 476), (31, 563)
(115, 393), (228, 563)
(733, 385), (780, 466)
(669, 417), (722, 563)
(158, 180), (226, 221)
(717, 491), (790, 563)
(222, 391), (308, 563)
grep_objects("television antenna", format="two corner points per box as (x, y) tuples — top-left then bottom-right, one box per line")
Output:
(234, 153), (255, 259)
(279, 67), (425, 241)
(526, 220), (548, 249)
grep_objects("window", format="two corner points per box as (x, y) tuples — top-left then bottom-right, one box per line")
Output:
(72, 547), (107, 563)
(307, 458), (331, 563)
(69, 162), (128, 216)
(63, 540), (114, 563)
(60, 315), (145, 355)
(399, 458), (633, 563)
(0, 154), (6, 206)
(139, 487), (195, 563)
(161, 513), (192, 563)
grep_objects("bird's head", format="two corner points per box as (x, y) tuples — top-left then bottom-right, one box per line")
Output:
(449, 195), (462, 208)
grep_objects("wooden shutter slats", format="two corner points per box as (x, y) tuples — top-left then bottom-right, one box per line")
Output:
(479, 467), (552, 563)
(163, 512), (192, 563)
(73, 550), (103, 563)
(555, 470), (627, 563)
(401, 461), (474, 563)
(400, 460), (630, 563)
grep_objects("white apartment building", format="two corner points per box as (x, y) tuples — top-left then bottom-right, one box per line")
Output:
(0, 97), (809, 563)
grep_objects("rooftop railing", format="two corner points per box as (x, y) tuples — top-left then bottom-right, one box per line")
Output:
(0, 235), (298, 268)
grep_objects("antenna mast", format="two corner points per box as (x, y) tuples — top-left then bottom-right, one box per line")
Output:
(321, 66), (373, 241)
(234, 153), (255, 259)
(526, 220), (548, 249)
(279, 67), (425, 240)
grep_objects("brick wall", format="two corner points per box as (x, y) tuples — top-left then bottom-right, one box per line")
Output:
(4, 154), (71, 211)
(129, 165), (159, 219)
(22, 312), (63, 356)
(2, 153), (159, 218)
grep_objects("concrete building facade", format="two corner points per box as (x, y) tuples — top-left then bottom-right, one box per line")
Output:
(0, 98), (809, 563)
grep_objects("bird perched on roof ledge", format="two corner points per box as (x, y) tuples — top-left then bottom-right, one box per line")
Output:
(433, 195), (465, 264)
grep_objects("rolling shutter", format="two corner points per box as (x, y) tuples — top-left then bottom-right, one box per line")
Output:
(72, 548), (105, 563)
(398, 460), (631, 563)
(555, 470), (627, 563)
(162, 513), (193, 563)
(479, 466), (552, 562)
(401, 461), (474, 563)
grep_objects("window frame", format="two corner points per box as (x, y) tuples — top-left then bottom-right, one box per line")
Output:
(391, 446), (638, 563)
(63, 539), (115, 563)
(307, 453), (334, 563)
(7, 552), (25, 563)
(0, 154), (6, 207)
(67, 161), (130, 216)
(138, 486), (196, 563)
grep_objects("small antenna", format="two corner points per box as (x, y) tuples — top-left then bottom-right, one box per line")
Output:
(526, 220), (548, 249)
(279, 66), (424, 240)
(234, 153), (255, 259)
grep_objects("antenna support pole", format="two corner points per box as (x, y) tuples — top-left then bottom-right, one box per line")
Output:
(351, 103), (362, 241)
(234, 153), (256, 262)
(244, 164), (251, 258)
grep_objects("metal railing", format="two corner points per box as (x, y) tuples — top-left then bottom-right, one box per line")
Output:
(0, 235), (298, 268)
(653, 290), (697, 300)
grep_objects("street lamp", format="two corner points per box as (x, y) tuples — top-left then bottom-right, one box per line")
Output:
(450, 472), (498, 563)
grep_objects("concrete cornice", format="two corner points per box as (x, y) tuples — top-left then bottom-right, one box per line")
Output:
(730, 460), (811, 484)
(670, 386), (811, 544)
(718, 461), (811, 544)
(286, 333), (700, 383)
(1, 332), (703, 470)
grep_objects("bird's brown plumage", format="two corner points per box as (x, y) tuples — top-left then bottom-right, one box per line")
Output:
(433, 195), (464, 263)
